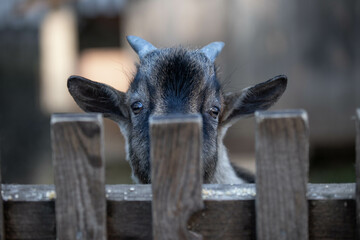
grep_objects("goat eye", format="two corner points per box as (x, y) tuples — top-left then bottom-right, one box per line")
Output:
(209, 106), (220, 119)
(131, 101), (143, 114)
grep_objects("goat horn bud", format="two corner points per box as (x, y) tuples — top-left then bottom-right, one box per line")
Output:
(200, 41), (225, 62)
(127, 35), (157, 58)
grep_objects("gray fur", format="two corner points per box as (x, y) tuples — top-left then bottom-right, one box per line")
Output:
(67, 36), (287, 184)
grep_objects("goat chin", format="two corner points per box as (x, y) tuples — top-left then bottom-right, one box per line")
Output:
(212, 142), (246, 184)
(119, 121), (248, 184)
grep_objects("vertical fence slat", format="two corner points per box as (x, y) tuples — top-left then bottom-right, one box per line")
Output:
(356, 109), (360, 240)
(255, 110), (309, 240)
(0, 158), (4, 240)
(51, 113), (106, 240)
(150, 114), (203, 240)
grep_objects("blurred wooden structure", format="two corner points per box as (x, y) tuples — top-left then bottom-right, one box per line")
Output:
(0, 109), (359, 239)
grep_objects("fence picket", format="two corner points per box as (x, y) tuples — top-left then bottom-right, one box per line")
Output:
(255, 110), (309, 240)
(1, 109), (358, 239)
(0, 160), (4, 240)
(150, 114), (203, 240)
(356, 109), (360, 240)
(51, 113), (106, 240)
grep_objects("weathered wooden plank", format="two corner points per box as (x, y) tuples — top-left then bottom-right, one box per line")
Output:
(356, 109), (360, 240)
(0, 160), (4, 240)
(1, 183), (355, 202)
(309, 200), (356, 240)
(150, 114), (204, 240)
(51, 113), (106, 240)
(0, 184), (357, 239)
(4, 201), (55, 240)
(189, 200), (255, 240)
(255, 110), (309, 240)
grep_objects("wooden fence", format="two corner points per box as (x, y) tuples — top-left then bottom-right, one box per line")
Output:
(0, 109), (359, 240)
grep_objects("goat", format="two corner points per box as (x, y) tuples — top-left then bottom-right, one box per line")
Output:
(67, 36), (287, 184)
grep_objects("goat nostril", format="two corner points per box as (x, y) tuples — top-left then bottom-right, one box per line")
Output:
(209, 106), (220, 119)
(131, 101), (143, 114)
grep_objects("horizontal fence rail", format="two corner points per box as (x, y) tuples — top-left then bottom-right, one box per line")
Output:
(0, 109), (359, 239)
(1, 184), (356, 239)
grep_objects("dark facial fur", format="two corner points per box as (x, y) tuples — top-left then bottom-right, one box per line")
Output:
(126, 48), (222, 183)
(67, 37), (287, 184)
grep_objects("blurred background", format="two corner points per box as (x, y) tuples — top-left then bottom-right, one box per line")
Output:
(0, 0), (359, 184)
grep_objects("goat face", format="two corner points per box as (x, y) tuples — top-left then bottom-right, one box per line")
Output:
(68, 36), (287, 184)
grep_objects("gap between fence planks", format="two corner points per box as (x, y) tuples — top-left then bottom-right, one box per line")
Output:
(255, 110), (309, 240)
(51, 113), (106, 240)
(150, 114), (204, 240)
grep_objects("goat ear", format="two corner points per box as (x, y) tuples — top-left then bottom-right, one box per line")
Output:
(67, 75), (129, 122)
(220, 75), (287, 126)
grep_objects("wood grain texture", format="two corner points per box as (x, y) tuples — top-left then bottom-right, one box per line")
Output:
(4, 201), (55, 240)
(309, 200), (356, 240)
(0, 184), (357, 239)
(150, 114), (204, 240)
(255, 110), (309, 240)
(356, 109), (360, 240)
(189, 200), (255, 240)
(1, 183), (354, 202)
(0, 160), (4, 240)
(51, 113), (106, 240)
